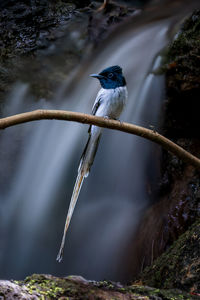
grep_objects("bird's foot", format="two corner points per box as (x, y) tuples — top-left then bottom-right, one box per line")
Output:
(113, 117), (123, 125)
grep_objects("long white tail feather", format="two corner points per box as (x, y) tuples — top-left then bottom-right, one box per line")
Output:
(56, 171), (85, 262)
(57, 131), (102, 262)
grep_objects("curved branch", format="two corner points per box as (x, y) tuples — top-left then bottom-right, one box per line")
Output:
(0, 109), (200, 169)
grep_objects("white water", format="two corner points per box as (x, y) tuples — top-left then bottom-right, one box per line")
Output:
(0, 3), (196, 281)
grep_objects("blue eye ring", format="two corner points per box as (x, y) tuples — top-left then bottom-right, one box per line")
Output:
(108, 73), (113, 78)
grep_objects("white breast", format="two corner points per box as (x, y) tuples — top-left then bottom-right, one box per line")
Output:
(95, 86), (128, 119)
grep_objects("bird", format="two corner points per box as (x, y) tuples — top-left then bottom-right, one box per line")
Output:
(57, 65), (128, 262)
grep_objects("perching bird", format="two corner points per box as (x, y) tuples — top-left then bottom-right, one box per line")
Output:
(57, 65), (128, 262)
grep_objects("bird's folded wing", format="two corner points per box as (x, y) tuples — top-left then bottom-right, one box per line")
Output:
(88, 95), (102, 133)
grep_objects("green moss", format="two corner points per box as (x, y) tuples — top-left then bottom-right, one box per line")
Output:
(23, 274), (65, 299)
(128, 285), (195, 300)
(1, 274), (197, 300)
(160, 10), (200, 89)
(119, 287), (126, 293)
(138, 220), (200, 294)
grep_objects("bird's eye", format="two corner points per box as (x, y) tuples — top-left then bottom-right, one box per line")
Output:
(108, 73), (113, 79)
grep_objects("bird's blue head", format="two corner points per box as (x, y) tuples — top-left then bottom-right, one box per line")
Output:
(90, 65), (126, 89)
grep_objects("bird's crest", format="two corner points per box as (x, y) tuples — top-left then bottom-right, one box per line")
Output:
(100, 65), (122, 75)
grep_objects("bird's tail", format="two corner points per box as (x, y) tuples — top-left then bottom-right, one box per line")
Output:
(56, 171), (84, 262)
(56, 131), (101, 262)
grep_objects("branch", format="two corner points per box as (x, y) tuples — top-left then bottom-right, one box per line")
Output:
(0, 109), (200, 169)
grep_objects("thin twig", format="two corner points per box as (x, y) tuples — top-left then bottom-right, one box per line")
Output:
(0, 109), (200, 169)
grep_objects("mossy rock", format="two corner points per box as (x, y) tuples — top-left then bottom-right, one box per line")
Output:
(0, 273), (197, 299)
(138, 220), (200, 295)
(162, 10), (200, 137)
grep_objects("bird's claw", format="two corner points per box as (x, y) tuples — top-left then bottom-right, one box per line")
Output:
(114, 117), (123, 125)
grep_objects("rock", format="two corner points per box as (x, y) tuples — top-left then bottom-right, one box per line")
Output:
(163, 10), (200, 137)
(120, 165), (200, 279)
(157, 9), (200, 260)
(0, 0), (139, 101)
(0, 0), (83, 100)
(0, 273), (196, 299)
(138, 220), (200, 295)
(88, 2), (137, 46)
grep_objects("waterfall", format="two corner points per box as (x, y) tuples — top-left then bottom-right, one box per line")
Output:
(0, 2), (197, 282)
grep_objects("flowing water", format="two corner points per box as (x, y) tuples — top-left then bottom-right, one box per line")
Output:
(0, 1), (199, 282)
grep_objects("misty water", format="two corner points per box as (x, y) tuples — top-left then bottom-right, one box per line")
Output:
(0, 1), (198, 282)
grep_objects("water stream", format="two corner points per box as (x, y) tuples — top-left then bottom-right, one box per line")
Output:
(0, 2), (198, 282)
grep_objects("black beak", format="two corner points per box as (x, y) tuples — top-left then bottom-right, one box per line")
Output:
(90, 74), (104, 79)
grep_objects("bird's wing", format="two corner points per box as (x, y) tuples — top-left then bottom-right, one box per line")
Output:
(88, 93), (102, 133)
(92, 92), (102, 115)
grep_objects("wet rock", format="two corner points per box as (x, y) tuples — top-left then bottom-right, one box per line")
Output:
(0, 1), (82, 100)
(162, 9), (200, 137)
(0, 273), (196, 299)
(0, 1), (76, 57)
(121, 164), (200, 280)
(158, 10), (200, 245)
(88, 2), (138, 46)
(68, 0), (91, 8)
(0, 1), (139, 101)
(138, 219), (200, 295)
